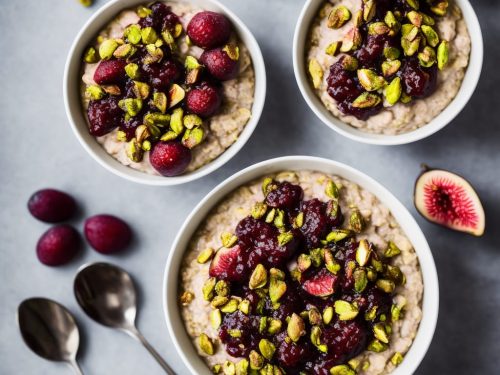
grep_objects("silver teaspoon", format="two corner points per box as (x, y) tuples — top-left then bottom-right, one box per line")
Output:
(74, 262), (175, 374)
(17, 297), (84, 374)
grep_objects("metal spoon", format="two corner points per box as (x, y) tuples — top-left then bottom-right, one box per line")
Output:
(17, 297), (84, 375)
(74, 262), (174, 375)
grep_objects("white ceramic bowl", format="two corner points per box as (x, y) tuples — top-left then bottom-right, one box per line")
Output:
(163, 156), (439, 375)
(64, 0), (266, 185)
(293, 0), (483, 145)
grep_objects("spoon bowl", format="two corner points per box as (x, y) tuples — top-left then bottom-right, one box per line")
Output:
(74, 262), (174, 374)
(17, 297), (83, 374)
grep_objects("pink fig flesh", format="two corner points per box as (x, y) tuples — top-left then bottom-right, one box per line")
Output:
(414, 168), (485, 236)
(302, 269), (338, 297)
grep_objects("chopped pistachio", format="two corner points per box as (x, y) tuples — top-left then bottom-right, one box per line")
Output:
(418, 46), (437, 67)
(116, 130), (127, 142)
(182, 127), (204, 149)
(327, 6), (351, 29)
(294, 211), (304, 228)
(258, 339), (276, 360)
(183, 114), (203, 129)
(391, 352), (404, 366)
(85, 85), (105, 100)
(210, 309), (222, 329)
(99, 39), (119, 60)
(384, 11), (400, 34)
(249, 264), (268, 289)
(308, 307), (322, 326)
(368, 22), (390, 36)
(357, 69), (387, 92)
(365, 306), (377, 321)
(325, 249), (341, 274)
(367, 339), (388, 353)
(437, 40), (449, 70)
(265, 208), (276, 223)
(405, 0), (419, 10)
(251, 202), (268, 220)
(287, 313), (306, 342)
(223, 44), (240, 61)
(384, 46), (401, 61)
(373, 322), (390, 343)
(334, 300), (359, 320)
(349, 208), (365, 233)
(402, 36), (421, 56)
(267, 318), (282, 334)
(132, 81), (150, 99)
(381, 60), (401, 77)
(376, 279), (396, 293)
(391, 304), (402, 321)
(136, 5), (152, 17)
(269, 278), (287, 303)
(238, 299), (250, 314)
(119, 98), (142, 117)
(203, 277), (216, 301)
(83, 47), (98, 63)
(310, 325), (321, 346)
(125, 63), (140, 79)
(220, 232), (237, 248)
(168, 83), (185, 108)
(180, 291), (194, 305)
(329, 365), (355, 375)
(277, 231), (294, 246)
(323, 306), (334, 324)
(384, 241), (401, 257)
(162, 29), (176, 50)
(326, 229), (352, 243)
(363, 0), (376, 22)
(325, 41), (342, 56)
(199, 333), (214, 355)
(101, 84), (121, 96)
(431, 1), (448, 16)
(113, 43), (136, 59)
(340, 27), (362, 52)
(354, 268), (368, 293)
(325, 179), (340, 199)
(308, 58), (323, 89)
(125, 138), (143, 162)
(384, 76), (402, 105)
(123, 24), (141, 45)
(407, 10), (423, 27)
(273, 209), (285, 228)
(221, 298), (239, 313)
(215, 280), (229, 297)
(228, 329), (242, 338)
(352, 92), (382, 109)
(309, 248), (324, 266)
(385, 264), (404, 284)
(222, 361), (235, 375)
(348, 359), (360, 370)
(141, 27), (158, 44)
(421, 25), (439, 47)
(144, 44), (164, 64)
(249, 350), (264, 370)
(235, 359), (249, 375)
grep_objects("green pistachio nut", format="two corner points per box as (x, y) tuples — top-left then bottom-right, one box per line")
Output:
(170, 107), (184, 134)
(235, 359), (249, 375)
(85, 85), (105, 100)
(99, 39), (119, 60)
(113, 43), (136, 59)
(326, 229), (352, 243)
(407, 10), (423, 27)
(402, 36), (421, 56)
(197, 248), (214, 264)
(215, 280), (230, 297)
(83, 47), (99, 63)
(401, 24), (419, 41)
(183, 114), (203, 129)
(334, 300), (359, 320)
(287, 313), (306, 342)
(249, 350), (264, 370)
(308, 58), (323, 89)
(267, 319), (282, 335)
(125, 138), (143, 162)
(391, 352), (404, 366)
(405, 0), (419, 10)
(182, 127), (204, 149)
(354, 268), (368, 293)
(325, 41), (342, 56)
(202, 277), (216, 301)
(385, 241), (402, 257)
(125, 63), (140, 79)
(340, 27), (362, 52)
(363, 0), (376, 22)
(421, 25), (439, 47)
(384, 77), (402, 105)
(295, 211), (304, 228)
(357, 69), (387, 91)
(124, 24), (142, 45)
(368, 22), (390, 36)
(251, 202), (268, 220)
(168, 83), (185, 108)
(325, 179), (340, 199)
(199, 333), (214, 355)
(258, 339), (276, 361)
(382, 60), (401, 77)
(221, 299), (239, 313)
(249, 264), (268, 289)
(323, 306), (334, 324)
(327, 6), (351, 29)
(269, 278), (287, 303)
(119, 98), (143, 117)
(141, 27), (158, 44)
(367, 339), (388, 353)
(418, 46), (437, 67)
(437, 40), (449, 70)
(223, 44), (240, 61)
(210, 309), (222, 329)
(341, 55), (359, 71)
(152, 92), (167, 113)
(431, 1), (449, 16)
(136, 5), (152, 17)
(376, 279), (396, 293)
(329, 365), (356, 375)
(132, 81), (150, 99)
(373, 322), (390, 343)
(352, 92), (382, 109)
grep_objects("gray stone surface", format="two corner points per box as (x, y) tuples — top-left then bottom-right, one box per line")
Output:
(1, 0), (499, 374)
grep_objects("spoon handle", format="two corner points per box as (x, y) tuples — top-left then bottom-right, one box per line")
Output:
(127, 327), (176, 375)
(68, 358), (84, 375)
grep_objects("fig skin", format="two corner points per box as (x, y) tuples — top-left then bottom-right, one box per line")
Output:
(414, 165), (485, 236)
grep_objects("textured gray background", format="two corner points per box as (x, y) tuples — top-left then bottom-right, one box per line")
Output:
(1, 0), (499, 374)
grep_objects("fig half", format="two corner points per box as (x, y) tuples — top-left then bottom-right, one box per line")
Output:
(414, 166), (485, 236)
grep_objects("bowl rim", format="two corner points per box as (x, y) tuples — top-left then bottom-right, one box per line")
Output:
(63, 0), (266, 186)
(292, 0), (483, 146)
(163, 155), (439, 375)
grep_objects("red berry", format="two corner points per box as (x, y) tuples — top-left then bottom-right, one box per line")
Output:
(87, 97), (123, 136)
(187, 11), (231, 49)
(93, 59), (127, 85)
(84, 214), (132, 254)
(36, 225), (80, 266)
(200, 47), (240, 81)
(185, 82), (222, 117)
(28, 189), (77, 223)
(143, 59), (183, 89)
(149, 141), (192, 177)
